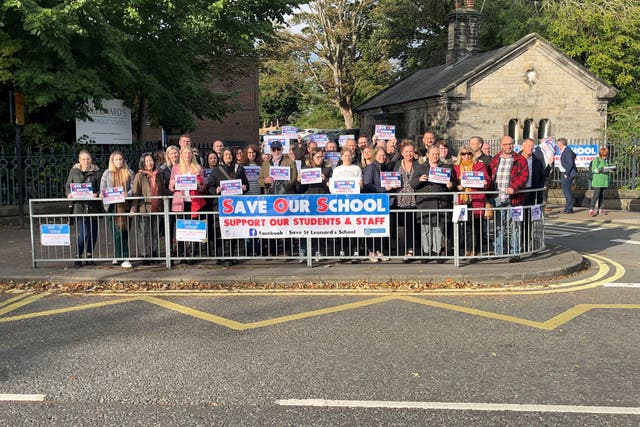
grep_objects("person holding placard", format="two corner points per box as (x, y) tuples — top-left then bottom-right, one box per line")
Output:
(331, 147), (364, 262)
(240, 144), (263, 196)
(415, 145), (454, 263)
(393, 141), (428, 263)
(130, 153), (166, 265)
(100, 151), (134, 268)
(169, 146), (207, 264)
(454, 146), (491, 262)
(489, 136), (529, 261)
(296, 148), (333, 262)
(208, 147), (249, 266)
(589, 146), (612, 217)
(65, 150), (102, 268)
(363, 147), (394, 262)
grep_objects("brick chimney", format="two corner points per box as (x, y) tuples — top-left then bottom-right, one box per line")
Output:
(446, 0), (482, 66)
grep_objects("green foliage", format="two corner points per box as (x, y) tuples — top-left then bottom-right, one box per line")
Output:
(0, 0), (299, 147)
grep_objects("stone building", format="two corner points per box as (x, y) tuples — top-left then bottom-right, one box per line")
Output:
(355, 1), (617, 143)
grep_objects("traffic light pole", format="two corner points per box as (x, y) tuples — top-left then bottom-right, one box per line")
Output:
(9, 90), (25, 227)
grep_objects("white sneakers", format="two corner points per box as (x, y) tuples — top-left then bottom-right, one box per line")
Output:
(121, 260), (132, 268)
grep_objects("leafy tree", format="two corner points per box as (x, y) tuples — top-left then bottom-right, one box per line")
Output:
(291, 0), (391, 128)
(543, 0), (640, 138)
(0, 0), (299, 146)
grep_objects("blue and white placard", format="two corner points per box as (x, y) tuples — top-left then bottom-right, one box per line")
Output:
(460, 171), (485, 188)
(176, 219), (207, 242)
(101, 186), (125, 204)
(375, 125), (395, 140)
(428, 167), (451, 184)
(329, 177), (360, 194)
(220, 179), (243, 196)
(512, 206), (524, 222)
(380, 171), (401, 188)
(70, 183), (94, 199)
(270, 166), (291, 181)
(244, 166), (260, 180)
(300, 168), (322, 185)
(40, 224), (70, 246)
(174, 174), (197, 191)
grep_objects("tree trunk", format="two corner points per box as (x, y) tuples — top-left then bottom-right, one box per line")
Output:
(340, 106), (354, 129)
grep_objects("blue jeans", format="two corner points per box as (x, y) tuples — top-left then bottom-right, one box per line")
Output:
(77, 216), (98, 257)
(494, 202), (521, 256)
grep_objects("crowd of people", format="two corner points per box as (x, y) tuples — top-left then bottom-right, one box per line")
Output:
(65, 131), (577, 268)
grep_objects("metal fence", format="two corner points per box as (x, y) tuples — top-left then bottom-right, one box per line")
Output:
(30, 192), (546, 269)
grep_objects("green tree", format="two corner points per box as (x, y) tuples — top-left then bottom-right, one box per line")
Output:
(543, 0), (640, 138)
(291, 0), (391, 128)
(0, 0), (299, 146)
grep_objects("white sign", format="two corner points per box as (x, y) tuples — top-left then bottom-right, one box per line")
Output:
(176, 219), (207, 242)
(263, 136), (289, 154)
(452, 205), (468, 223)
(244, 166), (260, 180)
(175, 175), (197, 191)
(380, 172), (401, 188)
(40, 224), (71, 246)
(300, 168), (322, 184)
(428, 167), (451, 184)
(460, 171), (485, 188)
(512, 206), (524, 222)
(329, 177), (360, 194)
(101, 187), (125, 204)
(70, 183), (94, 199)
(375, 125), (395, 140)
(76, 99), (132, 145)
(220, 179), (243, 196)
(270, 166), (291, 181)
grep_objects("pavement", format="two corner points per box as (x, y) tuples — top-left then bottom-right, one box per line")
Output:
(1, 205), (638, 287)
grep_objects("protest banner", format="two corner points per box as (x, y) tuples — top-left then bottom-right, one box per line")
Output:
(220, 179), (243, 196)
(174, 175), (197, 191)
(428, 167), (451, 184)
(554, 144), (598, 168)
(270, 166), (291, 181)
(218, 194), (390, 239)
(380, 171), (401, 188)
(460, 171), (485, 188)
(300, 168), (322, 184)
(70, 183), (94, 199)
(244, 166), (260, 181)
(101, 186), (125, 204)
(176, 219), (207, 242)
(375, 125), (395, 140)
(329, 177), (360, 194)
(338, 134), (355, 147)
(263, 135), (289, 154)
(324, 152), (340, 168)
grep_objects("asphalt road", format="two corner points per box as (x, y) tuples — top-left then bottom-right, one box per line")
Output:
(1, 218), (639, 425)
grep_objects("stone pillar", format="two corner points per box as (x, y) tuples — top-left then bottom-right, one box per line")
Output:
(446, 6), (482, 66)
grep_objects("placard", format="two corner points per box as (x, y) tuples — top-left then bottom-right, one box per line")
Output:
(512, 206), (524, 222)
(300, 168), (322, 184)
(380, 171), (401, 188)
(375, 125), (395, 140)
(460, 171), (485, 188)
(310, 134), (328, 148)
(428, 167), (451, 184)
(452, 205), (468, 223)
(40, 224), (71, 246)
(270, 166), (291, 181)
(101, 186), (125, 204)
(176, 219), (207, 242)
(244, 166), (260, 180)
(220, 179), (243, 196)
(531, 205), (542, 221)
(70, 183), (94, 199)
(175, 174), (197, 191)
(281, 126), (298, 137)
(338, 134), (355, 146)
(329, 177), (360, 194)
(203, 168), (213, 180)
(324, 152), (340, 168)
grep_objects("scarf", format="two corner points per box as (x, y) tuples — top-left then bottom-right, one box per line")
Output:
(459, 159), (474, 204)
(141, 169), (160, 211)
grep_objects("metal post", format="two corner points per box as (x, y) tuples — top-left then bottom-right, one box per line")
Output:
(633, 137), (638, 190)
(306, 236), (312, 267)
(164, 197), (172, 269)
(29, 199), (36, 268)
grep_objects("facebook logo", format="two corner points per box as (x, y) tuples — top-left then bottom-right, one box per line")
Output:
(249, 229), (258, 237)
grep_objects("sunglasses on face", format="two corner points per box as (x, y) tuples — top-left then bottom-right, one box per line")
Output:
(272, 147), (282, 151)
(461, 152), (472, 156)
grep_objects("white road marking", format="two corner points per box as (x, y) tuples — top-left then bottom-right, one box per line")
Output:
(611, 239), (640, 245)
(604, 283), (640, 288)
(0, 393), (46, 401)
(276, 399), (640, 415)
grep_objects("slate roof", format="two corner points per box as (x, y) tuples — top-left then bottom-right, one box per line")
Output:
(355, 33), (616, 112)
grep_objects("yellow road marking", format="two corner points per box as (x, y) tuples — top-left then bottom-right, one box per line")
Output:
(0, 297), (138, 323)
(0, 293), (49, 317)
(399, 296), (640, 331)
(0, 293), (30, 309)
(139, 295), (398, 330)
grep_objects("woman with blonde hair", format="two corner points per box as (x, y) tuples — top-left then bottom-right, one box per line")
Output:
(100, 151), (134, 268)
(169, 146), (206, 263)
(360, 146), (374, 170)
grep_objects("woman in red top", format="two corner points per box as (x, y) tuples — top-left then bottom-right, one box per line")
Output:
(453, 146), (492, 261)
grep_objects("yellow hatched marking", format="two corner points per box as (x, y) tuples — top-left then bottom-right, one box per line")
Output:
(138, 296), (246, 330)
(0, 293), (30, 309)
(139, 295), (398, 330)
(0, 298), (138, 323)
(399, 296), (640, 331)
(0, 293), (50, 317)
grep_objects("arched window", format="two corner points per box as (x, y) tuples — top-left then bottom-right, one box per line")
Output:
(538, 119), (550, 139)
(508, 119), (518, 142)
(523, 119), (535, 140)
